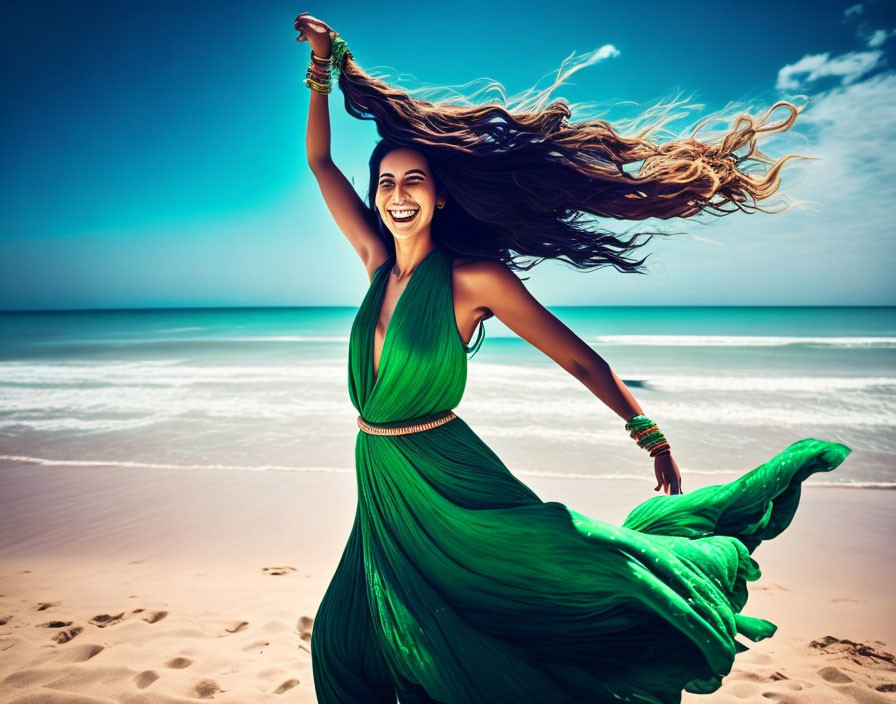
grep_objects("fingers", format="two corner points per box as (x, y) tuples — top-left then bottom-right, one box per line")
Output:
(655, 477), (684, 495)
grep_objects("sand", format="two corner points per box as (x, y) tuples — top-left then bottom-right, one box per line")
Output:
(0, 459), (894, 703)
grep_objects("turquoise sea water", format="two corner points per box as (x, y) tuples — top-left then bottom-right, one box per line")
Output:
(0, 306), (893, 488)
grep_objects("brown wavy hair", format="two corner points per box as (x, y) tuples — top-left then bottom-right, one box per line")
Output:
(333, 43), (812, 275)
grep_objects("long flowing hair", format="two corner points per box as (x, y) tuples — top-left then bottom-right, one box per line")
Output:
(334, 43), (812, 274)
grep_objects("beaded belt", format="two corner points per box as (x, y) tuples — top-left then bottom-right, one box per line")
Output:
(357, 409), (457, 436)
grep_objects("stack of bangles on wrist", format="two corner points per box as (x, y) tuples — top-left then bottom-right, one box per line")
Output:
(303, 34), (352, 94)
(624, 414), (672, 457)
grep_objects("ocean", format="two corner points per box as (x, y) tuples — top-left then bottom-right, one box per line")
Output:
(0, 306), (893, 489)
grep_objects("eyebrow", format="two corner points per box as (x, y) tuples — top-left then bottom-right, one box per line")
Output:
(379, 169), (426, 180)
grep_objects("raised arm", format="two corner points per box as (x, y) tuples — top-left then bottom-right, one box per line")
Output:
(296, 14), (387, 281)
(463, 259), (683, 494)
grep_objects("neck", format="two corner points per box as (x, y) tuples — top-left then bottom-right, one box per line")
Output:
(392, 238), (436, 278)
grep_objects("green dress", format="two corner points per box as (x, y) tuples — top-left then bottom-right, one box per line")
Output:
(310, 243), (852, 704)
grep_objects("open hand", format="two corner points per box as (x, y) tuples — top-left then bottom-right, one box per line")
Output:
(654, 452), (683, 495)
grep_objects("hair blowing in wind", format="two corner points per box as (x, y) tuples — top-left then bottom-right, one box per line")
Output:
(333, 40), (812, 274)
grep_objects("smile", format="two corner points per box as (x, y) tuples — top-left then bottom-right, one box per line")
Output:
(389, 209), (420, 223)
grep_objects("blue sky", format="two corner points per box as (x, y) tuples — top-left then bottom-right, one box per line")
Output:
(1, 0), (894, 310)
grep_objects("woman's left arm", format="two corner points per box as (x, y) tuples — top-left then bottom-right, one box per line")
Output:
(465, 260), (683, 494)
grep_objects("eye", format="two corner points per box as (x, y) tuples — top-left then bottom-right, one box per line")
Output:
(379, 177), (424, 187)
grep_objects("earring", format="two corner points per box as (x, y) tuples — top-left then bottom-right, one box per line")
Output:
(437, 201), (445, 209)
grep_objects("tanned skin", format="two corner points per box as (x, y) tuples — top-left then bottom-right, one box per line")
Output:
(296, 12), (683, 495)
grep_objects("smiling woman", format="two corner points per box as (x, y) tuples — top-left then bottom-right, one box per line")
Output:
(379, 164), (427, 228)
(295, 12), (852, 704)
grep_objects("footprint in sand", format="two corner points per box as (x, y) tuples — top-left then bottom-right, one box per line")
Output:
(37, 619), (72, 629)
(297, 616), (313, 642)
(810, 635), (896, 666)
(0, 615), (11, 625)
(52, 625), (84, 644)
(90, 612), (126, 628)
(818, 666), (853, 683)
(876, 683), (896, 692)
(166, 656), (193, 669)
(191, 678), (225, 698)
(35, 601), (60, 611)
(273, 678), (300, 694)
(134, 670), (160, 689)
(225, 620), (250, 634)
(143, 610), (168, 623)
(263, 565), (297, 576)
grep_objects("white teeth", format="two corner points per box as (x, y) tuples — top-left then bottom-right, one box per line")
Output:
(389, 209), (418, 220)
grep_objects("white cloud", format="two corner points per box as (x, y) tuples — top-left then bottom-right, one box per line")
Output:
(844, 3), (863, 18)
(785, 70), (896, 240)
(866, 28), (896, 48)
(776, 50), (883, 90)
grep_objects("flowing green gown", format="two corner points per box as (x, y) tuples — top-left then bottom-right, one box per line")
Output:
(310, 243), (852, 704)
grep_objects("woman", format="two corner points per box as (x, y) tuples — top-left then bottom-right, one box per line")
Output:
(295, 13), (852, 704)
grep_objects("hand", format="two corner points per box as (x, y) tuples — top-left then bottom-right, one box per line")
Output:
(653, 451), (683, 495)
(294, 12), (335, 55)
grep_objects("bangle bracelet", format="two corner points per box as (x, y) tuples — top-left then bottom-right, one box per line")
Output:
(624, 414), (671, 457)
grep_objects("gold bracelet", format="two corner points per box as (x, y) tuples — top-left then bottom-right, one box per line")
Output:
(632, 426), (659, 443)
(304, 77), (332, 94)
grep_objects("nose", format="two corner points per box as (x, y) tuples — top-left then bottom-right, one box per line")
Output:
(390, 182), (410, 204)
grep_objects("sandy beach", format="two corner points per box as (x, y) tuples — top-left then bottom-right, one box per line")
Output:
(0, 458), (894, 703)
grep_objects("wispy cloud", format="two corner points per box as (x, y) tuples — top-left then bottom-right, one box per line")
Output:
(866, 28), (896, 48)
(841, 0), (895, 50)
(776, 50), (884, 90)
(611, 48), (896, 303)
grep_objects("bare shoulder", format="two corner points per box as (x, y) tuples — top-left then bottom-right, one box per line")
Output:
(451, 255), (512, 276)
(451, 256), (518, 318)
(452, 256), (518, 292)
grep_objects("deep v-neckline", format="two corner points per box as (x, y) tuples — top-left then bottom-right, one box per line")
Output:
(370, 245), (440, 386)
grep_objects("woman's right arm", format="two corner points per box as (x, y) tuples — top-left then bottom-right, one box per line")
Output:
(297, 14), (388, 281)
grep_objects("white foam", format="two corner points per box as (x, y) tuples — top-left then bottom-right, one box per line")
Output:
(0, 454), (352, 473)
(585, 335), (896, 348)
(0, 454), (888, 488)
(0, 360), (347, 385)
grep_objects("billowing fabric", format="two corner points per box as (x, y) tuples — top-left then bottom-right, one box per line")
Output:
(310, 243), (852, 704)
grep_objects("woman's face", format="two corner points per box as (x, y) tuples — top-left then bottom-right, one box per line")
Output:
(375, 148), (443, 241)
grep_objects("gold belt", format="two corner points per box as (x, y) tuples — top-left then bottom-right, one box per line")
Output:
(357, 409), (457, 436)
